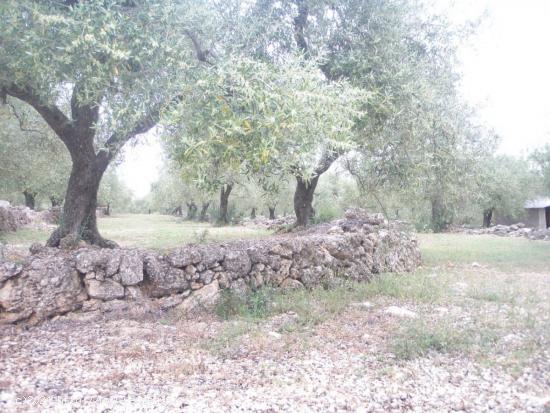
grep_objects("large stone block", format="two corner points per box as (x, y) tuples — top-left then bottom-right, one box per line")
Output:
(85, 279), (125, 301)
(0, 254), (86, 324)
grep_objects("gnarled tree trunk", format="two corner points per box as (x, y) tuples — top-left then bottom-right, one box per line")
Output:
(23, 190), (37, 210)
(430, 195), (450, 233)
(483, 208), (494, 228)
(268, 206), (276, 220)
(186, 201), (198, 220)
(199, 201), (210, 222)
(294, 176), (319, 227)
(47, 156), (113, 247)
(219, 184), (233, 224)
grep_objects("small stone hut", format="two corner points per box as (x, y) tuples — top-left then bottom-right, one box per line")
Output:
(525, 197), (550, 230)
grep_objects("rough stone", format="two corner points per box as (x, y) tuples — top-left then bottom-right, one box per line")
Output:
(75, 249), (104, 274)
(176, 280), (220, 314)
(0, 262), (23, 283)
(0, 253), (86, 324)
(125, 286), (144, 300)
(168, 247), (202, 268)
(384, 306), (417, 318)
(118, 251), (143, 286)
(157, 290), (191, 310)
(144, 256), (189, 298)
(85, 279), (125, 301)
(223, 250), (252, 274)
(281, 278), (304, 290)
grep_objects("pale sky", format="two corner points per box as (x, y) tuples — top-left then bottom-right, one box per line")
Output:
(119, 0), (550, 198)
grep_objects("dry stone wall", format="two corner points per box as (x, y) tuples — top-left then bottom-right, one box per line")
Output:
(0, 205), (32, 232)
(0, 209), (421, 325)
(0, 204), (61, 233)
(451, 223), (550, 241)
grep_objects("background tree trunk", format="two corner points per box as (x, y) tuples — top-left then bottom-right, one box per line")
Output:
(199, 201), (210, 222)
(172, 206), (182, 216)
(430, 196), (450, 233)
(23, 190), (36, 210)
(47, 156), (113, 247)
(186, 201), (198, 220)
(483, 208), (494, 228)
(219, 184), (233, 224)
(268, 206), (276, 220)
(293, 176), (319, 227)
(250, 207), (256, 219)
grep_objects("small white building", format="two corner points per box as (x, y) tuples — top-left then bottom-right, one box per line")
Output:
(525, 197), (550, 230)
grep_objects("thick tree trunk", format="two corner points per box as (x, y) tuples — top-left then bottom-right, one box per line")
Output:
(483, 208), (493, 228)
(250, 207), (256, 219)
(23, 190), (36, 210)
(199, 201), (210, 222)
(186, 201), (198, 220)
(293, 176), (319, 227)
(6, 79), (162, 249)
(268, 206), (276, 220)
(47, 156), (114, 248)
(219, 184), (233, 224)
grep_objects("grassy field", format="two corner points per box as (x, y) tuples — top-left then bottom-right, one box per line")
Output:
(0, 213), (271, 250)
(418, 232), (550, 272)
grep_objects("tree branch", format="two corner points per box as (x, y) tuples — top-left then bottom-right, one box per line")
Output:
(3, 83), (74, 147)
(98, 29), (211, 164)
(314, 150), (341, 176)
(184, 30), (212, 64)
(98, 103), (164, 166)
(6, 101), (48, 136)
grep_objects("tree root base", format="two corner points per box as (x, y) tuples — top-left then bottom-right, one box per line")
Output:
(46, 228), (118, 249)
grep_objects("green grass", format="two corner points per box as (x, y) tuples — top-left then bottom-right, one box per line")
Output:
(0, 227), (49, 246)
(0, 214), (271, 250)
(418, 233), (550, 271)
(391, 319), (502, 360)
(98, 214), (270, 250)
(215, 271), (448, 329)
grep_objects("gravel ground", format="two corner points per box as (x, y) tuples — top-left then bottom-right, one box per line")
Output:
(1, 265), (549, 412)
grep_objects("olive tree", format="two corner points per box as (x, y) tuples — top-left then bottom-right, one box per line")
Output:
(150, 164), (213, 220)
(163, 55), (365, 226)
(207, 0), (476, 225)
(474, 155), (540, 227)
(0, 0), (214, 246)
